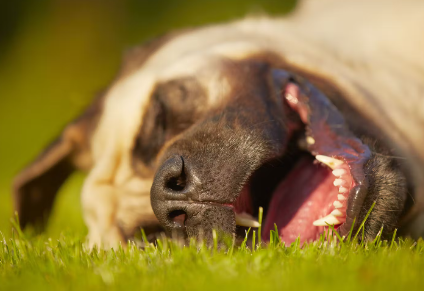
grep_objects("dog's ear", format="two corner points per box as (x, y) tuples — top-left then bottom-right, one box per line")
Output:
(12, 94), (104, 232)
(12, 30), (189, 232)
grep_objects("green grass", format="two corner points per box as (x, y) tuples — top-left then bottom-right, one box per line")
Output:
(1, 214), (424, 291)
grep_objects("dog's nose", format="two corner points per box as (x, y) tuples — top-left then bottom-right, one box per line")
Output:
(150, 155), (202, 232)
(151, 155), (195, 199)
(150, 154), (235, 240)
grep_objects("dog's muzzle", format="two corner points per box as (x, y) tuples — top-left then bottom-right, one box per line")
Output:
(150, 155), (236, 242)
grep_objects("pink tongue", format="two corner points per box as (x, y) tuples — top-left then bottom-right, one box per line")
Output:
(262, 157), (338, 244)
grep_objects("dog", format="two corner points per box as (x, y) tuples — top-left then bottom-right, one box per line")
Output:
(13, 0), (424, 247)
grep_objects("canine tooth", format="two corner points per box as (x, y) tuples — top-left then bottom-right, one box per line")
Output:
(339, 186), (348, 193)
(235, 213), (261, 228)
(332, 169), (347, 177)
(333, 201), (344, 208)
(338, 194), (347, 201)
(315, 155), (344, 170)
(313, 215), (342, 226)
(331, 209), (344, 217)
(333, 179), (347, 186)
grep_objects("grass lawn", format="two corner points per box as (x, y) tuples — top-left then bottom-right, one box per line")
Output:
(1, 209), (424, 291)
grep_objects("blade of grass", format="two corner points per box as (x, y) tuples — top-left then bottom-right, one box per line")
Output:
(140, 228), (149, 246)
(390, 228), (398, 249)
(346, 217), (356, 243)
(327, 223), (344, 245)
(372, 225), (383, 246)
(240, 228), (251, 250)
(212, 229), (218, 252)
(252, 230), (256, 252)
(353, 201), (376, 242)
(10, 212), (26, 240)
(258, 207), (263, 248)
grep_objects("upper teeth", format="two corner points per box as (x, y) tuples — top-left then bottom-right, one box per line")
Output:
(338, 194), (347, 201)
(315, 155), (344, 170)
(332, 169), (347, 177)
(333, 179), (347, 186)
(235, 212), (261, 228)
(312, 155), (351, 227)
(331, 209), (345, 217)
(312, 214), (342, 226)
(333, 201), (344, 208)
(339, 186), (348, 193)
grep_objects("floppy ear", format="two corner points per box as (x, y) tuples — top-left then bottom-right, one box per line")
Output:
(12, 30), (188, 232)
(12, 94), (104, 231)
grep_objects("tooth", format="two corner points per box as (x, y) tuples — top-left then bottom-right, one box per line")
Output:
(339, 186), (348, 193)
(338, 194), (347, 201)
(315, 155), (344, 170)
(306, 136), (315, 145)
(331, 209), (345, 217)
(235, 213), (261, 228)
(332, 169), (347, 177)
(333, 179), (347, 186)
(333, 201), (344, 208)
(285, 93), (298, 104)
(313, 215), (342, 226)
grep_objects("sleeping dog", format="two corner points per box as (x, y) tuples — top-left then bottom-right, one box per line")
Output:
(13, 0), (424, 247)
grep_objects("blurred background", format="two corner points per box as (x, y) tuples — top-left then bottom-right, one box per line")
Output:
(0, 0), (296, 237)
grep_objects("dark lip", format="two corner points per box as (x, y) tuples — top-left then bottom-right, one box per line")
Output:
(163, 200), (235, 230)
(162, 154), (368, 240)
(337, 183), (369, 236)
(167, 199), (234, 209)
(279, 73), (372, 238)
(163, 143), (370, 241)
(229, 152), (369, 239)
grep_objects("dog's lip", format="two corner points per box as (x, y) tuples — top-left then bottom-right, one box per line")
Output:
(163, 199), (236, 231)
(166, 199), (234, 209)
(228, 153), (368, 240)
(283, 79), (372, 235)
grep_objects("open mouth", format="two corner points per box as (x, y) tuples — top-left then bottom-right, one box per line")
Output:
(152, 71), (374, 245)
(232, 78), (372, 244)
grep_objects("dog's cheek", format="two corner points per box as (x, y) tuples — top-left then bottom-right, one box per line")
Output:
(360, 144), (408, 240)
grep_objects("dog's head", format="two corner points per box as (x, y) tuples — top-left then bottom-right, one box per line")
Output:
(145, 58), (409, 244)
(13, 14), (424, 245)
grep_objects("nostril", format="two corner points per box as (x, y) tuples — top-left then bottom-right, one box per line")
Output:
(151, 156), (194, 229)
(168, 210), (187, 227)
(165, 163), (187, 192)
